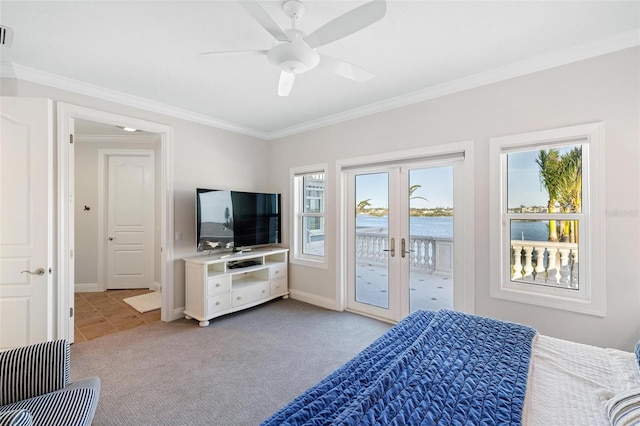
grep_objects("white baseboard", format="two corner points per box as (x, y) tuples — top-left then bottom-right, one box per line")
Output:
(75, 283), (99, 293)
(151, 282), (162, 292)
(171, 307), (186, 321)
(289, 289), (340, 311)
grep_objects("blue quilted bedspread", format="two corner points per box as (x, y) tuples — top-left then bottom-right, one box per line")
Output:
(262, 309), (536, 425)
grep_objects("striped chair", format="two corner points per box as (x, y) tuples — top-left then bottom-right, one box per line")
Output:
(0, 340), (100, 426)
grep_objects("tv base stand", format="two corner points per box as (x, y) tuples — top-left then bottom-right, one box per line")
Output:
(183, 248), (288, 327)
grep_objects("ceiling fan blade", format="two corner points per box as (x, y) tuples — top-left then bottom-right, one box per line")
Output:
(199, 50), (268, 57)
(238, 1), (290, 42)
(278, 71), (295, 97)
(304, 0), (386, 49)
(318, 54), (374, 82)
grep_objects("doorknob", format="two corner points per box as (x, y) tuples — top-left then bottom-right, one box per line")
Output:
(21, 268), (45, 276)
(401, 238), (415, 258)
(108, 237), (114, 241)
(382, 237), (395, 257)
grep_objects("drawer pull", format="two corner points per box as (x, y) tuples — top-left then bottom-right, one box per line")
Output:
(215, 301), (220, 306)
(215, 283), (220, 287)
(237, 296), (241, 300)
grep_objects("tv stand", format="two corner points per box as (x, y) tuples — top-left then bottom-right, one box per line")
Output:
(183, 248), (289, 327)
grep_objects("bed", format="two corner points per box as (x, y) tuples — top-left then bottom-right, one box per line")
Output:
(262, 309), (640, 425)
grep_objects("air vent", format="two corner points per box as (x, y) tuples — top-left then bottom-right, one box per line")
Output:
(0, 26), (13, 47)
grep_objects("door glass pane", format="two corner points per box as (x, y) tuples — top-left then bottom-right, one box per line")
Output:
(355, 172), (389, 309)
(408, 167), (454, 313)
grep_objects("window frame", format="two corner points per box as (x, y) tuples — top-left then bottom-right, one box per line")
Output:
(489, 123), (605, 316)
(290, 164), (328, 269)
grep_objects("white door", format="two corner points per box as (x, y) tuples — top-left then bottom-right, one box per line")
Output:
(0, 97), (53, 349)
(106, 152), (154, 289)
(346, 161), (458, 322)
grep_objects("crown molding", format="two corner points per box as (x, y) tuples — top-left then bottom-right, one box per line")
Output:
(266, 28), (640, 140)
(1, 62), (269, 140)
(2, 28), (638, 141)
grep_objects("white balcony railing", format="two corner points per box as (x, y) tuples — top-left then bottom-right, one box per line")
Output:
(355, 230), (452, 275)
(355, 231), (579, 289)
(511, 240), (579, 288)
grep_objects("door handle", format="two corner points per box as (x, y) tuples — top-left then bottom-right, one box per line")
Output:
(108, 237), (114, 241)
(401, 238), (414, 258)
(382, 237), (395, 257)
(21, 268), (45, 276)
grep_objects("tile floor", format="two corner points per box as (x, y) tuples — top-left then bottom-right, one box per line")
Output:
(74, 289), (161, 342)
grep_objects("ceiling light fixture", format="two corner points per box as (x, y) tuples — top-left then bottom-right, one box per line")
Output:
(116, 125), (138, 132)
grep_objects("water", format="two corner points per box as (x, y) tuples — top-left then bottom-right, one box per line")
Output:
(357, 215), (453, 239)
(357, 215), (550, 241)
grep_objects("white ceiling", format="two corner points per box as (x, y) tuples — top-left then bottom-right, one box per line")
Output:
(1, 1), (639, 139)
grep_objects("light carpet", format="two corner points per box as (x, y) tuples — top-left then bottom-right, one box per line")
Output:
(123, 291), (161, 313)
(70, 298), (392, 426)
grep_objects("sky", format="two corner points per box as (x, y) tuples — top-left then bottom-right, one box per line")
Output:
(355, 144), (581, 210)
(356, 166), (453, 209)
(506, 145), (579, 208)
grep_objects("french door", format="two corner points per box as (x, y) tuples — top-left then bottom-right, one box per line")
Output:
(345, 160), (458, 322)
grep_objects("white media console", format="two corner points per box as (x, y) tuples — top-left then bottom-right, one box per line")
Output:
(183, 248), (289, 326)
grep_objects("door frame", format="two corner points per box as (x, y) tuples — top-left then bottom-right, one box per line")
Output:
(98, 149), (155, 292)
(57, 103), (174, 342)
(336, 142), (476, 321)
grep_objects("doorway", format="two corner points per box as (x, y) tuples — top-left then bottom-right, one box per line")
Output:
(338, 144), (476, 323)
(73, 122), (162, 341)
(58, 104), (174, 343)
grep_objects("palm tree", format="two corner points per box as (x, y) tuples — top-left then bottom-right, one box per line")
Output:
(409, 184), (428, 204)
(557, 147), (582, 242)
(535, 149), (562, 242)
(558, 147), (582, 213)
(356, 199), (372, 214)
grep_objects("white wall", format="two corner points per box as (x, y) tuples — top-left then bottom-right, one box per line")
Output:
(269, 47), (640, 351)
(1, 78), (271, 314)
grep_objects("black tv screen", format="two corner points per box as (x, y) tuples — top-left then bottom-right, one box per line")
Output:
(196, 188), (280, 252)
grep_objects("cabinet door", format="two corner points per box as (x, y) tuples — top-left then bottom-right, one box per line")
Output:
(232, 281), (270, 308)
(207, 293), (231, 315)
(270, 263), (287, 280)
(207, 275), (231, 296)
(270, 278), (287, 297)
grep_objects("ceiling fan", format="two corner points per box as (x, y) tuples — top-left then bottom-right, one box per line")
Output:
(200, 0), (387, 96)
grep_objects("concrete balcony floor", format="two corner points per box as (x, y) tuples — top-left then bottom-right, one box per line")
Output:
(355, 261), (453, 313)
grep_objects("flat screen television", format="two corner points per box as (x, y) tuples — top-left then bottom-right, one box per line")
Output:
(196, 188), (281, 252)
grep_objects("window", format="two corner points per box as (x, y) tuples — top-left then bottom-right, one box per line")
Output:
(489, 123), (605, 316)
(291, 165), (327, 268)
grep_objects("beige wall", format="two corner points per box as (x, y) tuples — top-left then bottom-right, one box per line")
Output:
(1, 78), (271, 314)
(2, 46), (638, 350)
(269, 47), (640, 351)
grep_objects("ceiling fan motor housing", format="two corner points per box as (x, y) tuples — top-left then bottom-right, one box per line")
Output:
(267, 38), (319, 74)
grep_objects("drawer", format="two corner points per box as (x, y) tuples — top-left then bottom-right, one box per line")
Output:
(270, 278), (287, 296)
(232, 281), (270, 308)
(269, 263), (287, 280)
(207, 275), (231, 296)
(207, 293), (231, 315)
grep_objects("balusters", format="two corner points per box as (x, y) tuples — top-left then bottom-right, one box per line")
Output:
(522, 246), (534, 278)
(558, 248), (571, 286)
(512, 245), (524, 279)
(533, 247), (546, 281)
